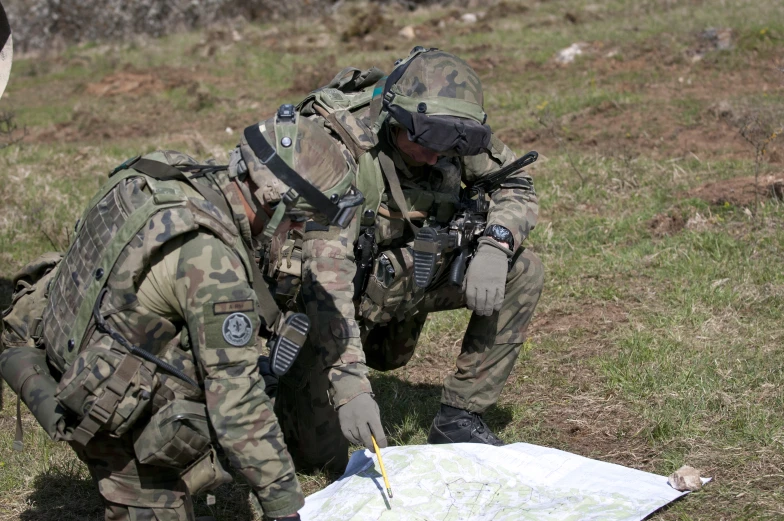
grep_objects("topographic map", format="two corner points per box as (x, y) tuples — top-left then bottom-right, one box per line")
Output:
(300, 443), (705, 521)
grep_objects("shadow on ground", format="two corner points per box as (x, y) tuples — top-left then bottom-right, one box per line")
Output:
(17, 457), (255, 521)
(370, 372), (514, 444)
(18, 469), (103, 521)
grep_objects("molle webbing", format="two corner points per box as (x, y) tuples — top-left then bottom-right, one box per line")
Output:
(43, 171), (188, 373)
(71, 354), (143, 445)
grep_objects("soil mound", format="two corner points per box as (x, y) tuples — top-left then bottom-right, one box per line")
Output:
(687, 174), (784, 207)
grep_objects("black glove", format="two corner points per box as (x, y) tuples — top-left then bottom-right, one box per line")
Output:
(257, 356), (278, 399)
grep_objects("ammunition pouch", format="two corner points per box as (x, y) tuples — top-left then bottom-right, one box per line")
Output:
(181, 446), (233, 496)
(56, 346), (155, 445)
(134, 399), (211, 469)
(2, 252), (62, 350)
(359, 247), (424, 324)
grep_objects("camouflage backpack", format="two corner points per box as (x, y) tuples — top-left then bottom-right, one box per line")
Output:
(297, 65), (388, 228)
(0, 151), (253, 447)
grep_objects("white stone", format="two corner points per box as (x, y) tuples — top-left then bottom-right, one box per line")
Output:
(556, 43), (587, 64)
(668, 466), (703, 492)
(398, 25), (416, 40)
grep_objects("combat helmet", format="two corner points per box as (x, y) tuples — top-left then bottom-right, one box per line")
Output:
(371, 47), (491, 156)
(230, 104), (363, 237)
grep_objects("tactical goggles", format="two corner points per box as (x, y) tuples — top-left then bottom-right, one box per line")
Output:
(378, 47), (492, 157)
(387, 103), (491, 157)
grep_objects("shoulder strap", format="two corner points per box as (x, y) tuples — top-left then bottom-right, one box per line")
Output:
(129, 158), (281, 329)
(377, 142), (419, 234)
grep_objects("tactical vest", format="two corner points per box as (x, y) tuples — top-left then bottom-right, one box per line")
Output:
(36, 151), (253, 445)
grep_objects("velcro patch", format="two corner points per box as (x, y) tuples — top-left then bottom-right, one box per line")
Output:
(213, 300), (255, 315)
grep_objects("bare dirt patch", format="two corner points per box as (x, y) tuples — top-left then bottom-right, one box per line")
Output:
(85, 68), (195, 97)
(649, 211), (686, 237)
(32, 107), (152, 143)
(530, 302), (628, 339)
(687, 174), (784, 207)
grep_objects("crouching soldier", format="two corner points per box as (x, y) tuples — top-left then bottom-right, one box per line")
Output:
(274, 48), (544, 474)
(0, 107), (362, 521)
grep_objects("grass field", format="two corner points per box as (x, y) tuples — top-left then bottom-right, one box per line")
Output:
(1, 0), (784, 519)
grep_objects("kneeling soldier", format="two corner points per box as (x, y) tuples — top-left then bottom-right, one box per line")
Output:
(0, 107), (362, 521)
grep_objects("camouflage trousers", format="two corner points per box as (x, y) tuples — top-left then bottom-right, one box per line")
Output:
(275, 247), (544, 473)
(70, 432), (194, 521)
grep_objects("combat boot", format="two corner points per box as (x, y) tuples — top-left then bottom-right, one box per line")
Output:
(427, 404), (504, 446)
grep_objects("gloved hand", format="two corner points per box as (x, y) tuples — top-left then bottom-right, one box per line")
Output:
(463, 240), (510, 316)
(337, 393), (388, 452)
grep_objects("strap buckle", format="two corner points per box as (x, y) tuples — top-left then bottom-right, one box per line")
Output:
(277, 104), (296, 122)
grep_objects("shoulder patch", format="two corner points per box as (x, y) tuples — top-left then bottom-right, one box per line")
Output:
(222, 312), (254, 347)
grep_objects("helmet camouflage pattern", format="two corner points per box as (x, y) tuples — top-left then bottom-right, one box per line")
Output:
(232, 106), (359, 235)
(374, 47), (491, 156)
(394, 49), (484, 116)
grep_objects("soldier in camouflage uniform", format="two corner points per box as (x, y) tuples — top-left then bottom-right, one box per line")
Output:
(20, 110), (359, 521)
(274, 48), (544, 473)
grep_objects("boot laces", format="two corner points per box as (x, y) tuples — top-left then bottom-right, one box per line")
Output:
(471, 413), (500, 442)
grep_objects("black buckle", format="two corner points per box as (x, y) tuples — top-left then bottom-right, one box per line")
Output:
(277, 104), (296, 122)
(258, 146), (276, 165)
(330, 187), (365, 228)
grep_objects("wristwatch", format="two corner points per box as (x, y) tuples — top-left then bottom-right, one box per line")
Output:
(484, 225), (514, 250)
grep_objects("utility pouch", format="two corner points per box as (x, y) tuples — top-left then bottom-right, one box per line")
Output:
(359, 247), (423, 323)
(2, 252), (62, 350)
(134, 399), (211, 468)
(56, 346), (155, 445)
(0, 347), (67, 442)
(181, 446), (233, 496)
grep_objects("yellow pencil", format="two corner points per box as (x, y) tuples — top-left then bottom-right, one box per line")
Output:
(371, 434), (393, 499)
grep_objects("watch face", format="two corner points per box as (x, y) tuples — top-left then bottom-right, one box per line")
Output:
(486, 225), (514, 248)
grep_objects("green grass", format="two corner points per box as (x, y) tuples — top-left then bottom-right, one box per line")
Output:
(2, 0), (784, 519)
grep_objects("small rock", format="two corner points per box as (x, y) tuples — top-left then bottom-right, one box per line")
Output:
(701, 28), (734, 50)
(668, 465), (703, 492)
(225, 127), (233, 135)
(398, 25), (416, 40)
(708, 100), (734, 120)
(461, 13), (478, 24)
(555, 43), (587, 64)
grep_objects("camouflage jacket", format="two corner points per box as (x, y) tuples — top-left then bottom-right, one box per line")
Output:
(48, 151), (303, 515)
(300, 107), (538, 408)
